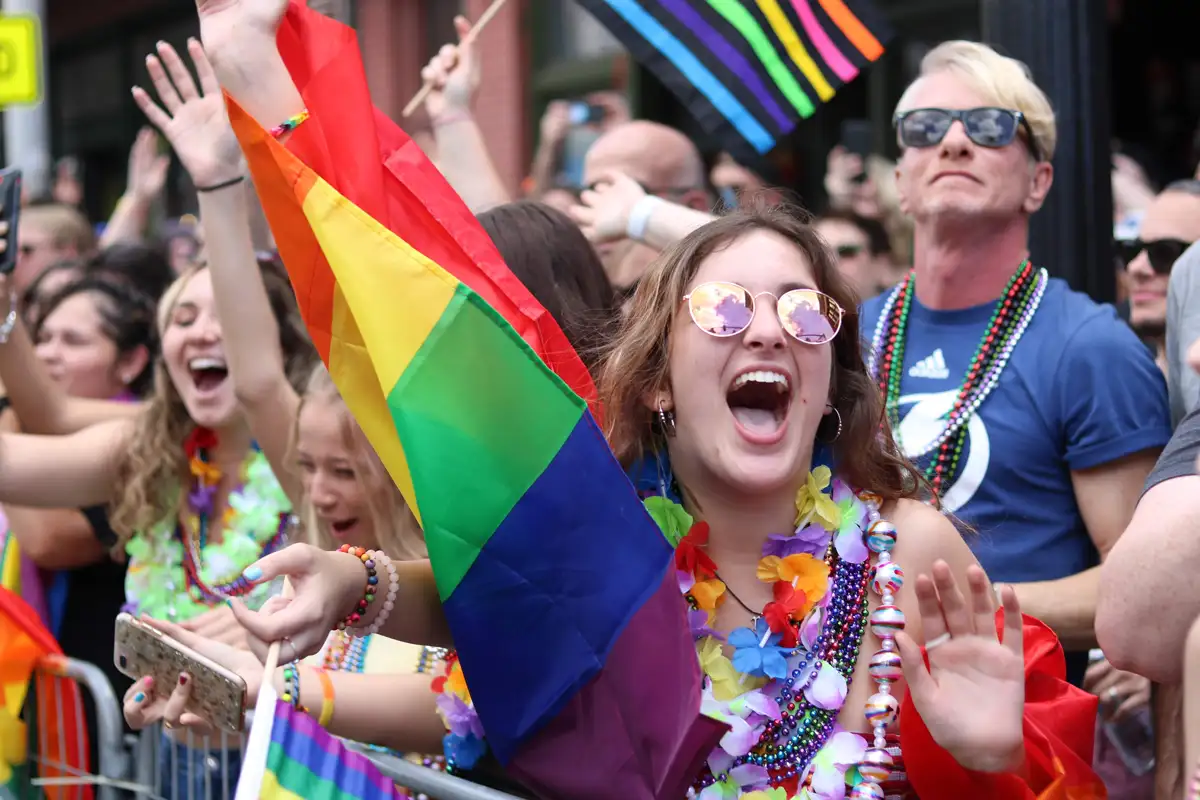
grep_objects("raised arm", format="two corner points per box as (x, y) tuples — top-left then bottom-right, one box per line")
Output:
(420, 15), (511, 213)
(0, 419), (130, 508)
(0, 280), (141, 434)
(194, 0), (304, 132)
(133, 40), (302, 507)
(570, 171), (716, 254)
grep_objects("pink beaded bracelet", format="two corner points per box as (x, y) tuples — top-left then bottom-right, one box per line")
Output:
(1190, 757), (1200, 800)
(348, 550), (399, 638)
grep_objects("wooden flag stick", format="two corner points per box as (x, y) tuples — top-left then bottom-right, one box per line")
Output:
(401, 0), (511, 119)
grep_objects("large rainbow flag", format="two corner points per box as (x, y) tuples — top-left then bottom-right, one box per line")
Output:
(574, 0), (892, 160)
(230, 7), (725, 797)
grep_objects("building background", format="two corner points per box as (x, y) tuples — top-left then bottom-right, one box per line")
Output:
(30, 0), (1200, 297)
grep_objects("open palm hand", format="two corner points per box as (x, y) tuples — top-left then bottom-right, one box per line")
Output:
(132, 40), (243, 188)
(195, 0), (287, 49)
(896, 562), (1025, 773)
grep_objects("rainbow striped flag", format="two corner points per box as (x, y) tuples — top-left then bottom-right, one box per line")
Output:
(229, 10), (725, 794)
(236, 691), (405, 800)
(575, 0), (892, 159)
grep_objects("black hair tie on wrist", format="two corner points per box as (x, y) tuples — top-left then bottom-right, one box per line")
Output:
(195, 175), (246, 193)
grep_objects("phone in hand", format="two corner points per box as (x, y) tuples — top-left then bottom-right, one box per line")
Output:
(0, 167), (23, 275)
(114, 613), (248, 734)
(568, 101), (607, 126)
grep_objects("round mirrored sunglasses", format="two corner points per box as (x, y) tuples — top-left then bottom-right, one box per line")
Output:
(683, 281), (843, 344)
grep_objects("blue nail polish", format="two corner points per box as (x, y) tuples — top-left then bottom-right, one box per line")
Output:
(243, 565), (263, 582)
(133, 692), (145, 703)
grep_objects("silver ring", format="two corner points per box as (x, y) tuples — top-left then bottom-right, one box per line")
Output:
(925, 632), (952, 651)
(1107, 687), (1120, 703)
(284, 637), (297, 663)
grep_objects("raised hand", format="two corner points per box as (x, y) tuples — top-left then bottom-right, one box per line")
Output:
(420, 15), (480, 120)
(569, 170), (648, 244)
(895, 561), (1025, 773)
(195, 0), (287, 54)
(124, 128), (170, 203)
(131, 39), (243, 188)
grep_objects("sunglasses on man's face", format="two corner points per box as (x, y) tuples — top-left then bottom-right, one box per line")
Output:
(894, 107), (1042, 161)
(683, 281), (844, 344)
(1115, 238), (1193, 275)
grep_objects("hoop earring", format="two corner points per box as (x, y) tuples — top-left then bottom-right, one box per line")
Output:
(657, 401), (677, 438)
(821, 404), (843, 443)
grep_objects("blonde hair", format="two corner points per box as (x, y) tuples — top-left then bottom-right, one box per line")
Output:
(109, 266), (206, 549)
(895, 41), (1057, 162)
(109, 263), (317, 549)
(294, 364), (426, 560)
(23, 203), (96, 254)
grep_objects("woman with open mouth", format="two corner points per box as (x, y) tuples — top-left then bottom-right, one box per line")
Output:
(0, 236), (313, 796)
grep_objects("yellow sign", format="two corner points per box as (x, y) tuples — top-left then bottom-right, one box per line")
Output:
(0, 15), (40, 106)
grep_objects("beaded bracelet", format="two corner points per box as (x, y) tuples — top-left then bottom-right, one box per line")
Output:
(281, 662), (308, 713)
(350, 550), (399, 638)
(270, 109), (310, 139)
(335, 545), (377, 630)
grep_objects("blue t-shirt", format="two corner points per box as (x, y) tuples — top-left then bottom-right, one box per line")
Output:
(860, 276), (1171, 584)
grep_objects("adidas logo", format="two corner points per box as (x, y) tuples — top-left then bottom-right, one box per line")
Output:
(908, 349), (950, 380)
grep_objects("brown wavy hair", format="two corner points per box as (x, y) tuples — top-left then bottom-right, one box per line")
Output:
(292, 363), (427, 560)
(109, 263), (317, 549)
(598, 205), (923, 503)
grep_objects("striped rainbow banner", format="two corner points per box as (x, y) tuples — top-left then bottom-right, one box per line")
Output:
(575, 0), (892, 159)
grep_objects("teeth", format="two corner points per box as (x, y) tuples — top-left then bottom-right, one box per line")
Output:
(188, 357), (226, 371)
(732, 370), (790, 393)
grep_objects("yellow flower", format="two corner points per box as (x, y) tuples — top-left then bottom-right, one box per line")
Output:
(794, 466), (841, 530)
(445, 660), (472, 704)
(190, 458), (221, 485)
(698, 636), (762, 701)
(690, 578), (727, 611)
(743, 790), (790, 800)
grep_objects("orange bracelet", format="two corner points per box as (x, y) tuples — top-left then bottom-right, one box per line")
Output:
(314, 667), (335, 728)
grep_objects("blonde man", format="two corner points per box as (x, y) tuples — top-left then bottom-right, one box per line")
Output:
(860, 41), (1169, 693)
(17, 203), (96, 295)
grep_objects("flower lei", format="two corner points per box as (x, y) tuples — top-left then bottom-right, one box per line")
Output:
(428, 465), (902, 796)
(662, 466), (897, 800)
(431, 652), (487, 770)
(123, 427), (291, 622)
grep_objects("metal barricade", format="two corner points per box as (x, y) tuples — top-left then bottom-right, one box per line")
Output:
(27, 657), (523, 800)
(28, 656), (134, 800)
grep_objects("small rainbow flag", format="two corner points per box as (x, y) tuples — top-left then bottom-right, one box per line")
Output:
(233, 7), (725, 797)
(575, 0), (892, 159)
(236, 692), (405, 800)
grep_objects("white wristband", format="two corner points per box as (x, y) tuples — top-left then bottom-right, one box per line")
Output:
(626, 195), (665, 242)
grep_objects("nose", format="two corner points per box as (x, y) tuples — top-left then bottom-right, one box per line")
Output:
(938, 119), (973, 157)
(743, 296), (788, 351)
(35, 338), (60, 364)
(189, 312), (222, 344)
(1125, 250), (1155, 281)
(308, 471), (338, 511)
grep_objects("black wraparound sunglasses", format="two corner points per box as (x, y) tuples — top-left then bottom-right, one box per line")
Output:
(1115, 238), (1193, 276)
(894, 107), (1042, 162)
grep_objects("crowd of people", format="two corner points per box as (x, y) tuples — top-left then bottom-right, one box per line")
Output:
(5, 0), (1200, 798)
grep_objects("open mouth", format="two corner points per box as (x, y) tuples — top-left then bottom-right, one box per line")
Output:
(188, 357), (229, 393)
(329, 518), (359, 539)
(727, 369), (791, 439)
